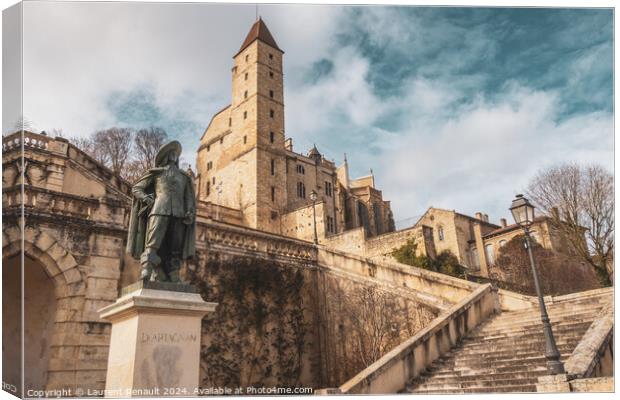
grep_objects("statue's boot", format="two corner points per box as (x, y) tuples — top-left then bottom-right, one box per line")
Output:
(141, 248), (162, 281)
(167, 257), (182, 283)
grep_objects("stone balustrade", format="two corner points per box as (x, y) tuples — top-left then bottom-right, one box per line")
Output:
(3, 184), (129, 229)
(196, 219), (317, 263)
(2, 131), (51, 153)
(336, 283), (498, 394)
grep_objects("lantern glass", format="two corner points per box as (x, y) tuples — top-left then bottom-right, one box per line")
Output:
(510, 194), (535, 227)
(310, 190), (318, 202)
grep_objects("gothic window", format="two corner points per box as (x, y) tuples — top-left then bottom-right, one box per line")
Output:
(270, 109), (274, 118)
(270, 131), (275, 143)
(296, 164), (305, 175)
(325, 181), (332, 197)
(327, 216), (335, 233)
(271, 159), (275, 176)
(438, 226), (445, 241)
(297, 182), (306, 198)
(269, 90), (274, 98)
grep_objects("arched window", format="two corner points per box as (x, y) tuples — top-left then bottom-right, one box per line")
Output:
(297, 182), (306, 198)
(485, 244), (495, 266)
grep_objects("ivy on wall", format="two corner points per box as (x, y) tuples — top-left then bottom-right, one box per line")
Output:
(190, 255), (311, 389)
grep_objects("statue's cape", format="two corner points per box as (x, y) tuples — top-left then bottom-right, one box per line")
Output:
(126, 167), (196, 260)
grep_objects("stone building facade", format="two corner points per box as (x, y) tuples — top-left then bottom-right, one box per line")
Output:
(195, 18), (395, 242)
(325, 206), (582, 279)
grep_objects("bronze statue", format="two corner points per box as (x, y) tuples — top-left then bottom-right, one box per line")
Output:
(126, 140), (196, 282)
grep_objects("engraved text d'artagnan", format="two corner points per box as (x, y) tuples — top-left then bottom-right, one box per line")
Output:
(140, 332), (197, 344)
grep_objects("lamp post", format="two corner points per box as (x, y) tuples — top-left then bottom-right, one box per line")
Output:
(310, 190), (318, 245)
(510, 194), (565, 375)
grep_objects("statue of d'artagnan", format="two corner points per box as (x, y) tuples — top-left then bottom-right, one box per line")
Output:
(126, 140), (196, 283)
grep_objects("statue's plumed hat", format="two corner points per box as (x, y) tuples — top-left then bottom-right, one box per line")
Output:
(155, 140), (182, 167)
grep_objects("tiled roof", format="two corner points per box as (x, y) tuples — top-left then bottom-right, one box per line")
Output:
(238, 18), (282, 55)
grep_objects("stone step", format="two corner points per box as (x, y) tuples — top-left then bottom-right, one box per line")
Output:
(458, 336), (582, 350)
(470, 322), (591, 339)
(410, 384), (537, 394)
(493, 308), (601, 321)
(447, 342), (575, 358)
(412, 377), (539, 391)
(438, 349), (574, 364)
(483, 314), (598, 328)
(435, 354), (570, 370)
(415, 369), (549, 384)
(425, 360), (566, 375)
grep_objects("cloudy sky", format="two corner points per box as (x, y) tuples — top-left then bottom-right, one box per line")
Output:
(8, 3), (614, 227)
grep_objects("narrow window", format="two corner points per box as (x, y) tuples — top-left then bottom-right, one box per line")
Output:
(269, 53), (273, 60)
(325, 181), (332, 196)
(207, 161), (213, 171)
(243, 135), (247, 144)
(297, 182), (306, 198)
(270, 109), (274, 118)
(271, 186), (275, 202)
(245, 72), (248, 80)
(269, 90), (274, 98)
(245, 55), (249, 62)
(244, 90), (248, 99)
(485, 244), (495, 266)
(206, 145), (210, 152)
(212, 177), (215, 184)
(271, 159), (275, 176)
(206, 181), (211, 196)
(243, 111), (247, 119)
(228, 118), (231, 127)
(269, 71), (274, 78)
(220, 137), (223, 144)
(438, 226), (445, 241)
(270, 131), (275, 143)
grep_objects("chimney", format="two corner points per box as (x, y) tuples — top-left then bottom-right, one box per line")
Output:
(284, 138), (293, 151)
(483, 214), (489, 222)
(475, 212), (483, 220)
(500, 218), (507, 228)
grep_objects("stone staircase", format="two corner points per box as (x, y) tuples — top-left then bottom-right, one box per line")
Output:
(406, 295), (611, 394)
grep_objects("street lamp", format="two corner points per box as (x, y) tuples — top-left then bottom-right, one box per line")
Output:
(310, 190), (318, 245)
(510, 194), (565, 375)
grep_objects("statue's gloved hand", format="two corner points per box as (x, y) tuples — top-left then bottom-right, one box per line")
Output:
(183, 209), (195, 225)
(143, 195), (155, 207)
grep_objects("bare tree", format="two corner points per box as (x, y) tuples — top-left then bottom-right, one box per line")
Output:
(134, 127), (167, 172)
(94, 128), (133, 174)
(526, 163), (613, 286)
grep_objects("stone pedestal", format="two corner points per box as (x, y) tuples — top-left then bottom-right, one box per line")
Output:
(99, 281), (217, 397)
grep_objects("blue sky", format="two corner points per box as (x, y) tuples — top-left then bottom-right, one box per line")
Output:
(14, 3), (613, 227)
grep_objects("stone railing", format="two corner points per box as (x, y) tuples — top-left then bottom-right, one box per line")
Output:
(3, 131), (51, 153)
(3, 184), (129, 228)
(317, 246), (480, 304)
(565, 301), (614, 379)
(196, 219), (317, 263)
(336, 283), (498, 394)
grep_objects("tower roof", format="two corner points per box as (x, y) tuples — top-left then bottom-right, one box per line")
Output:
(308, 144), (321, 157)
(237, 18), (282, 56)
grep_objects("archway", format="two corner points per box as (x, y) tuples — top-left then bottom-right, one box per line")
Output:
(2, 254), (57, 394)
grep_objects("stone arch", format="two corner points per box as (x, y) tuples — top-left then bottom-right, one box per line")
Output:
(2, 225), (82, 291)
(2, 225), (85, 392)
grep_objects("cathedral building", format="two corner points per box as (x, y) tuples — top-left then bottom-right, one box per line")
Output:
(195, 18), (395, 241)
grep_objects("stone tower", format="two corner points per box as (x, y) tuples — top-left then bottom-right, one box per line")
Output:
(196, 18), (286, 232)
